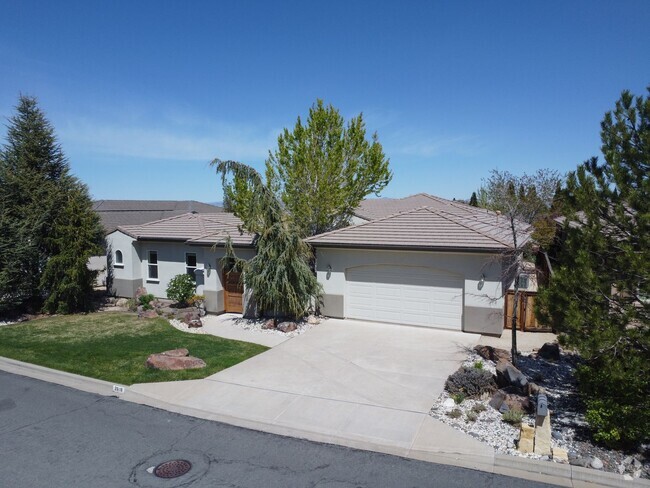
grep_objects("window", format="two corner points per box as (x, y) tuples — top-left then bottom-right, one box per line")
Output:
(186, 253), (197, 279)
(517, 274), (529, 290)
(114, 250), (123, 267)
(148, 251), (158, 281)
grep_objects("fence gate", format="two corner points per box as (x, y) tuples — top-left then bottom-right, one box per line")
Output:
(504, 291), (552, 332)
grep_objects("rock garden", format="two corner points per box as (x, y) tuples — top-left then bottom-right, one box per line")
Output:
(429, 343), (649, 480)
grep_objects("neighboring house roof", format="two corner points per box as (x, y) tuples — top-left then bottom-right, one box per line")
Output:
(306, 206), (529, 252)
(354, 193), (483, 221)
(93, 200), (223, 234)
(115, 212), (255, 247)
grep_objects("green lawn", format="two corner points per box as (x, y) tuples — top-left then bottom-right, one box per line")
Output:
(0, 312), (268, 385)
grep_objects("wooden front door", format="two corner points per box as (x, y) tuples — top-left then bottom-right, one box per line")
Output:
(223, 268), (244, 313)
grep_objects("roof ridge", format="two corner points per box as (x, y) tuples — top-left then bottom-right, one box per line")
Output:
(196, 213), (207, 236)
(427, 208), (513, 247)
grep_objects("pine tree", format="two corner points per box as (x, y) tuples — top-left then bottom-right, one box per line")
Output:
(469, 191), (478, 206)
(536, 87), (649, 447)
(0, 95), (103, 314)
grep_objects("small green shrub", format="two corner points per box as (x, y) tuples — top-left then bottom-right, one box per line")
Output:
(472, 403), (487, 413)
(473, 361), (484, 370)
(445, 367), (496, 398)
(126, 298), (137, 312)
(166, 274), (196, 306)
(502, 408), (524, 425)
(452, 393), (466, 404)
(446, 408), (462, 419)
(466, 411), (478, 422)
(138, 294), (155, 310)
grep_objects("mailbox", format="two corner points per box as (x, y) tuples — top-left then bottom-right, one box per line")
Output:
(536, 393), (548, 417)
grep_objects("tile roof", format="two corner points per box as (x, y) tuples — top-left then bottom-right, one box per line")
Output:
(354, 193), (483, 221)
(307, 206), (530, 252)
(93, 200), (223, 233)
(115, 212), (254, 247)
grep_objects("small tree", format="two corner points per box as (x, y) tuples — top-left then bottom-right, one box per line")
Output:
(480, 169), (561, 365)
(213, 159), (322, 321)
(537, 88), (649, 447)
(469, 191), (478, 207)
(166, 274), (196, 306)
(226, 100), (392, 238)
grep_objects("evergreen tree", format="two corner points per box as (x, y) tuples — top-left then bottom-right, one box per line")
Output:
(214, 159), (322, 320)
(537, 88), (649, 447)
(469, 191), (478, 206)
(226, 99), (392, 238)
(0, 95), (103, 314)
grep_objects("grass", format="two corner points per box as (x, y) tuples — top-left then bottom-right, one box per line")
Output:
(0, 312), (268, 385)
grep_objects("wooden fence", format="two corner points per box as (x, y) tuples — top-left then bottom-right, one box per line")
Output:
(504, 291), (552, 332)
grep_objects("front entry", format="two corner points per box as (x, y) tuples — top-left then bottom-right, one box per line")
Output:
(223, 267), (244, 313)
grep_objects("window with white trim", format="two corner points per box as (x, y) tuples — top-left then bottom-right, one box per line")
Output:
(186, 253), (197, 280)
(148, 251), (158, 281)
(114, 250), (124, 267)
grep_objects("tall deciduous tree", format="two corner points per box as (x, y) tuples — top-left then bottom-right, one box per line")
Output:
(0, 95), (103, 314)
(537, 88), (649, 447)
(480, 169), (561, 365)
(226, 100), (392, 238)
(213, 159), (322, 321)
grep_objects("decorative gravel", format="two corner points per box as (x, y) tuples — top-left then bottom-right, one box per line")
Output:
(168, 318), (208, 334)
(225, 315), (322, 337)
(430, 348), (649, 479)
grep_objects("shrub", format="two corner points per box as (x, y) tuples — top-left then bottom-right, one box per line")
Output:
(466, 411), (478, 422)
(138, 294), (155, 310)
(472, 403), (487, 414)
(446, 408), (462, 419)
(473, 361), (484, 370)
(502, 408), (524, 425)
(451, 393), (466, 404)
(126, 298), (137, 312)
(188, 294), (205, 307)
(445, 367), (496, 398)
(166, 274), (196, 306)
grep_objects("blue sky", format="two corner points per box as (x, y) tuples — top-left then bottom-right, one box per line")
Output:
(1, 1), (648, 202)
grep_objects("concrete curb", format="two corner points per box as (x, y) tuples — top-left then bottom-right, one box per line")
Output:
(1, 356), (647, 488)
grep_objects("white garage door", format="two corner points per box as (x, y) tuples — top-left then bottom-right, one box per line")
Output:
(346, 265), (463, 329)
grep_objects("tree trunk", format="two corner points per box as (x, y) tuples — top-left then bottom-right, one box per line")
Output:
(511, 282), (520, 367)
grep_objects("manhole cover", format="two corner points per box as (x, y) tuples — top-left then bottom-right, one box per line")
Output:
(153, 459), (192, 479)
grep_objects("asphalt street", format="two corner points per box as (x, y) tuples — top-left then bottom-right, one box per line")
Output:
(0, 370), (559, 487)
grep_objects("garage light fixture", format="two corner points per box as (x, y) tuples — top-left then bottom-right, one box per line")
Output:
(477, 273), (485, 290)
(326, 264), (332, 280)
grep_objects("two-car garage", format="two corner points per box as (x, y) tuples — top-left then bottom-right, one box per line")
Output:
(345, 264), (464, 330)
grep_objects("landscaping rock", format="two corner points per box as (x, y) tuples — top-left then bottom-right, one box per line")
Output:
(553, 447), (569, 463)
(518, 423), (535, 453)
(488, 390), (506, 411)
(570, 457), (592, 468)
(307, 314), (319, 325)
(145, 351), (206, 370)
(187, 319), (202, 328)
(115, 298), (129, 307)
(474, 345), (510, 364)
(262, 319), (276, 330)
(277, 321), (297, 333)
(442, 398), (456, 409)
(538, 342), (561, 361)
(135, 287), (148, 299)
(496, 361), (528, 391)
(534, 411), (552, 456)
(141, 310), (158, 319)
(591, 457), (604, 470)
(503, 393), (533, 413)
(183, 311), (200, 324)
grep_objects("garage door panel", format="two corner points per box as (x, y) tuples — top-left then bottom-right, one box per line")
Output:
(346, 265), (463, 329)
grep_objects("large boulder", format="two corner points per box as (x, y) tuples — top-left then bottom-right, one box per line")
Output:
(135, 287), (148, 299)
(145, 349), (206, 370)
(115, 298), (129, 307)
(537, 342), (561, 361)
(474, 345), (510, 364)
(262, 319), (276, 330)
(496, 361), (529, 390)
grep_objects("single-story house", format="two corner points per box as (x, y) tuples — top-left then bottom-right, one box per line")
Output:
(107, 212), (255, 314)
(107, 194), (529, 335)
(91, 200), (223, 287)
(307, 200), (527, 335)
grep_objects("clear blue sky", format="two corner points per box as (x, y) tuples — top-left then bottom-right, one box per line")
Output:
(1, 1), (648, 202)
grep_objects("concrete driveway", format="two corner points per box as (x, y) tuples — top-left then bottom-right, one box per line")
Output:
(211, 318), (477, 413)
(130, 318), (490, 464)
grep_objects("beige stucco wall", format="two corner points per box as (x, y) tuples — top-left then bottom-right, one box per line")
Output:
(315, 247), (505, 335)
(105, 230), (254, 313)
